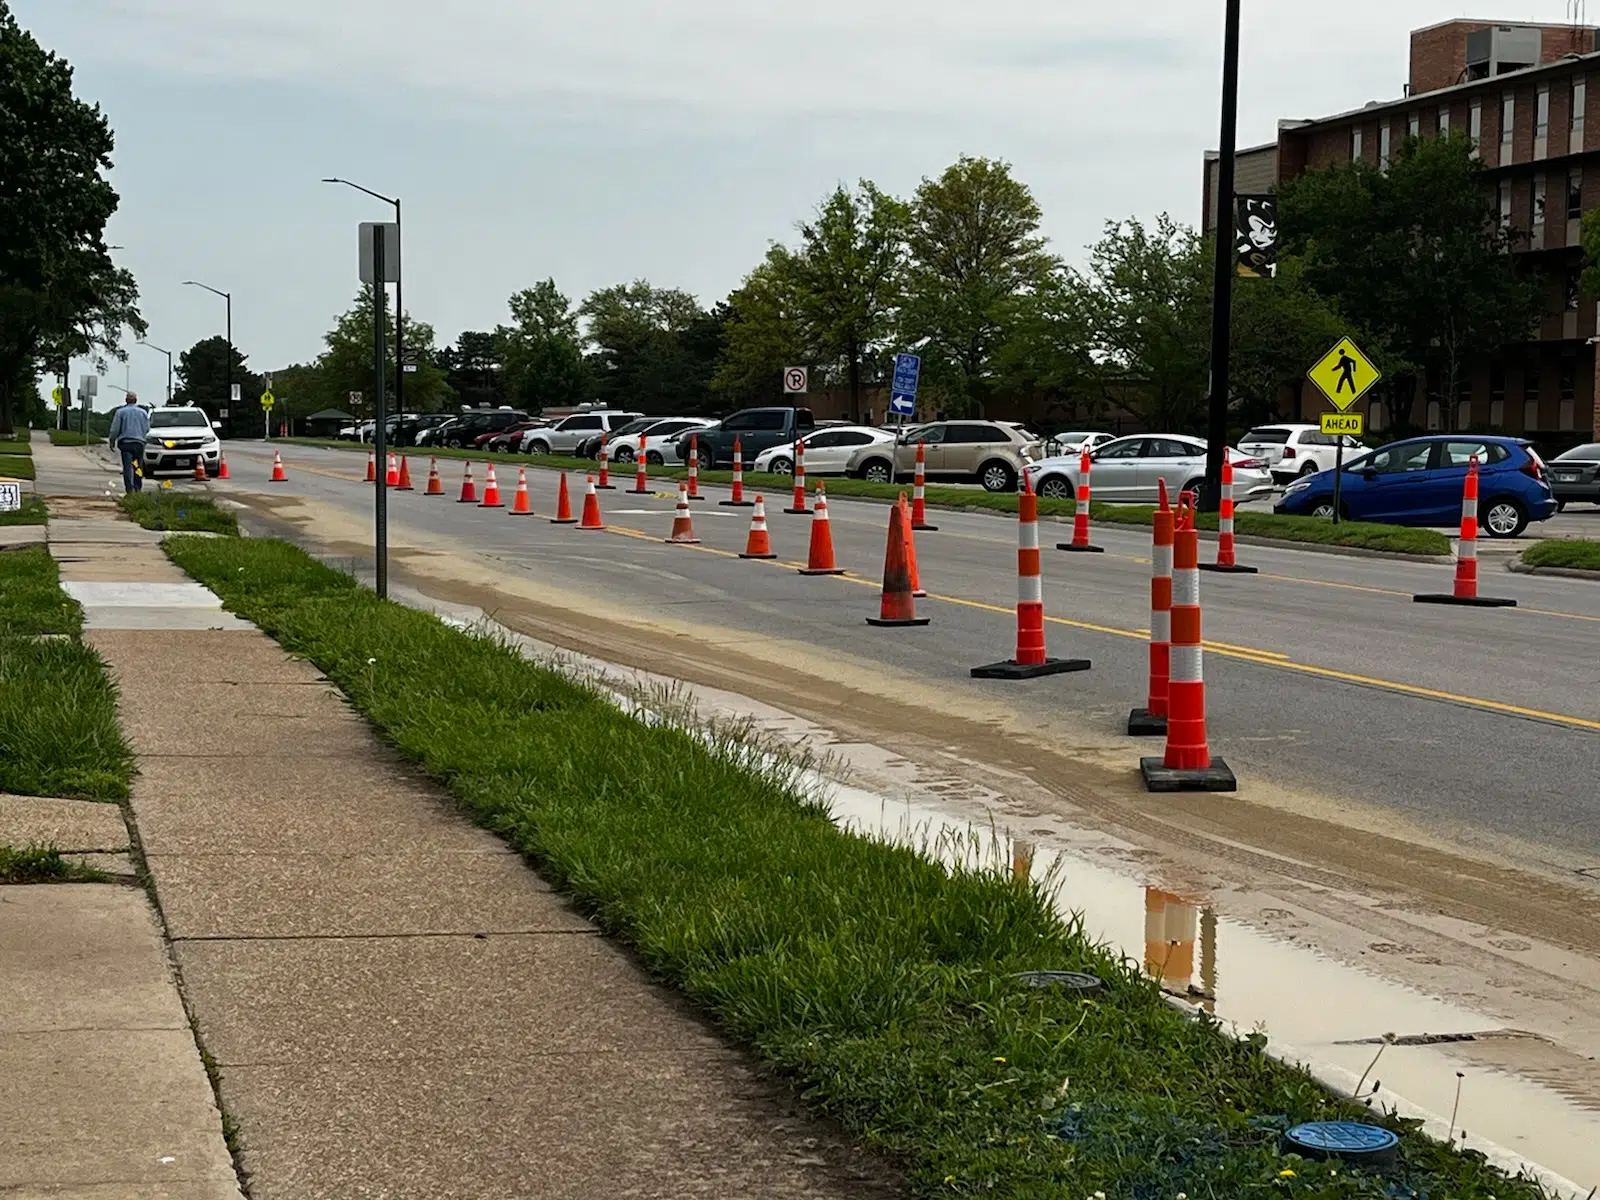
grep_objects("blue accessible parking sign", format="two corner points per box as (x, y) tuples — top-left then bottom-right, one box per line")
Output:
(890, 353), (920, 416)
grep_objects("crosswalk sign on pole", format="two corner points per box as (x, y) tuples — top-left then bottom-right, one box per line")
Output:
(1307, 337), (1380, 412)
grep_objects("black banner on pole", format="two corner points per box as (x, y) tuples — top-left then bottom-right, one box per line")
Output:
(1235, 194), (1278, 278)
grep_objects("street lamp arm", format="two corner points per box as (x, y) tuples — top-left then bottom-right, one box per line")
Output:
(322, 177), (398, 211)
(182, 280), (231, 301)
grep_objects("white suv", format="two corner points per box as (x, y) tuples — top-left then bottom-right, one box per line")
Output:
(1238, 423), (1367, 484)
(521, 410), (644, 455)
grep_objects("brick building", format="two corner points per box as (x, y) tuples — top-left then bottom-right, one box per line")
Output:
(1206, 19), (1600, 443)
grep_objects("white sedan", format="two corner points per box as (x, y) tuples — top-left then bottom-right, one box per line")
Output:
(751, 426), (896, 475)
(1023, 434), (1273, 504)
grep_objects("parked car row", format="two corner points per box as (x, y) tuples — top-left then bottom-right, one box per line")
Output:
(1023, 435), (1275, 504)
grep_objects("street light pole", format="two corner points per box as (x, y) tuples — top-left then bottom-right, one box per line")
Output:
(323, 179), (403, 420)
(1202, 0), (1243, 511)
(138, 341), (173, 406)
(183, 281), (233, 431)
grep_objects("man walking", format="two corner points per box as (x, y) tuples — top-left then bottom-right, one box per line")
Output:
(107, 393), (150, 493)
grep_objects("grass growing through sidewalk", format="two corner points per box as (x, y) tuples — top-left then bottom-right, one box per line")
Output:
(119, 491), (238, 534)
(0, 453), (35, 480)
(0, 546), (81, 636)
(0, 845), (110, 884)
(47, 429), (101, 446)
(0, 637), (131, 801)
(0, 496), (48, 526)
(163, 531), (1547, 1200)
(1522, 538), (1600, 571)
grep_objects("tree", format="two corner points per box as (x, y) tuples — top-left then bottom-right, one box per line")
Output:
(992, 268), (1104, 419)
(313, 287), (453, 414)
(580, 281), (715, 414)
(173, 336), (264, 412)
(788, 182), (908, 421)
(495, 281), (586, 412)
(1277, 132), (1540, 432)
(713, 250), (809, 405)
(900, 156), (1057, 414)
(0, 2), (144, 434)
(438, 330), (506, 409)
(1228, 258), (1347, 429)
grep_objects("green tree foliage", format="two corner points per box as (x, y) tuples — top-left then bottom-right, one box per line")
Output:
(788, 182), (909, 421)
(173, 335), (264, 413)
(1277, 132), (1539, 432)
(495, 281), (586, 413)
(313, 287), (452, 413)
(0, 2), (144, 434)
(1228, 258), (1348, 429)
(579, 281), (720, 414)
(438, 329), (505, 409)
(992, 269), (1103, 419)
(900, 156), (1056, 414)
(713, 251), (808, 406)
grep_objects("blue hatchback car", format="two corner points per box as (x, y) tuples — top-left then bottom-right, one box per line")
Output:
(1274, 434), (1556, 537)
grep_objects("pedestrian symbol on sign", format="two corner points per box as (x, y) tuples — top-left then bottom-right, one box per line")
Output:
(1307, 337), (1379, 412)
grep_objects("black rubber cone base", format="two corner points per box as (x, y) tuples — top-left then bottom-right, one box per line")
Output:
(1199, 563), (1259, 574)
(596, 483), (616, 490)
(867, 614), (931, 627)
(1056, 543), (1106, 554)
(1414, 593), (1517, 607)
(971, 657), (1091, 680)
(798, 567), (846, 576)
(1127, 708), (1168, 737)
(784, 507), (811, 515)
(913, 523), (939, 532)
(739, 551), (777, 560)
(720, 499), (755, 507)
(549, 517), (577, 524)
(627, 486), (650, 495)
(1140, 756), (1237, 793)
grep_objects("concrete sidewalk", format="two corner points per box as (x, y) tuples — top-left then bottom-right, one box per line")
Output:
(31, 451), (898, 1194)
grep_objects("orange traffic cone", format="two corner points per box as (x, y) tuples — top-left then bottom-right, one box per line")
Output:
(424, 457), (444, 495)
(665, 482), (700, 544)
(1058, 447), (1104, 553)
(686, 434), (704, 500)
(1139, 492), (1236, 792)
(867, 502), (930, 626)
(269, 451), (287, 482)
(911, 441), (937, 530)
(1200, 456), (1257, 574)
(578, 475), (605, 529)
(1414, 455), (1516, 607)
(1129, 480), (1174, 734)
(785, 440), (810, 514)
(384, 452), (399, 487)
(899, 495), (925, 597)
(510, 467), (535, 515)
(972, 472), (1090, 679)
(395, 455), (414, 491)
(721, 436), (753, 507)
(740, 496), (776, 559)
(479, 463), (504, 508)
(193, 456), (206, 481)
(457, 461), (478, 504)
(629, 435), (650, 494)
(596, 436), (615, 489)
(550, 472), (575, 523)
(217, 452), (230, 480)
(798, 484), (844, 576)
(365, 451), (377, 483)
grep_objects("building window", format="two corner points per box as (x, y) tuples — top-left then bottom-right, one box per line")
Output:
(1536, 84), (1551, 157)
(1469, 99), (1482, 154)
(1568, 266), (1582, 311)
(1380, 121), (1392, 170)
(1570, 168), (1584, 220)
(1499, 179), (1512, 228)
(1438, 107), (1450, 137)
(1426, 400), (1442, 430)
(1561, 357), (1577, 431)
(1501, 92), (1515, 154)
(1351, 125), (1363, 161)
(1524, 364), (1542, 432)
(1490, 364), (1506, 428)
(1455, 377), (1472, 431)
(1533, 174), (1546, 226)
(1370, 399), (1387, 431)
(1573, 77), (1587, 148)
(1408, 110), (1420, 139)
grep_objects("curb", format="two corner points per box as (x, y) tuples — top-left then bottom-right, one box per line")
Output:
(1507, 559), (1600, 580)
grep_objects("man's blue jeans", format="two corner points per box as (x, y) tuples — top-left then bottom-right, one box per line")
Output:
(118, 438), (144, 493)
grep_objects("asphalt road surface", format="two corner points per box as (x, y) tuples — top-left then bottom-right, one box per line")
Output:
(218, 441), (1600, 866)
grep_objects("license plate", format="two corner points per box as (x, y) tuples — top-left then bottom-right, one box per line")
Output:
(1558, 473), (1578, 481)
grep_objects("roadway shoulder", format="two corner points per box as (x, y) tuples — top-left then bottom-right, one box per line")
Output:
(1508, 559), (1600, 581)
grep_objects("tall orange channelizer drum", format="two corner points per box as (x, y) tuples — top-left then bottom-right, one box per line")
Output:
(1414, 455), (1517, 608)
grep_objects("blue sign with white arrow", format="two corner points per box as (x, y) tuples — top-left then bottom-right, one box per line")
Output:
(890, 353), (920, 417)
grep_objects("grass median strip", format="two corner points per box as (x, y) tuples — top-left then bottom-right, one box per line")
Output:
(0, 453), (35, 481)
(0, 546), (82, 636)
(46, 429), (101, 446)
(285, 437), (1450, 555)
(163, 531), (1541, 1200)
(0, 637), (132, 801)
(0, 496), (49, 526)
(1523, 539), (1600, 571)
(119, 491), (238, 534)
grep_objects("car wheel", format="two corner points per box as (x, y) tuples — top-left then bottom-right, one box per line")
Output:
(861, 460), (893, 484)
(1310, 502), (1337, 520)
(1481, 497), (1527, 538)
(697, 447), (716, 470)
(769, 456), (793, 476)
(1038, 475), (1072, 500)
(526, 440), (551, 456)
(979, 461), (1016, 492)
(1298, 461), (1319, 477)
(1181, 478), (1205, 502)
(614, 446), (635, 463)
(646, 451), (664, 466)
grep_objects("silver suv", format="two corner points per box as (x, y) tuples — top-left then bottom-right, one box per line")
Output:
(141, 406), (221, 478)
(845, 421), (1043, 491)
(521, 410), (644, 455)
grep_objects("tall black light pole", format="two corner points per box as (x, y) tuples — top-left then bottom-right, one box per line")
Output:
(323, 179), (402, 420)
(183, 281), (232, 430)
(1202, 0), (1243, 511)
(139, 341), (173, 405)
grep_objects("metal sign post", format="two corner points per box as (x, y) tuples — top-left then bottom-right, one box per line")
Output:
(362, 225), (390, 600)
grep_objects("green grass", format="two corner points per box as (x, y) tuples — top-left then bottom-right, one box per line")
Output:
(0, 439), (31, 456)
(0, 496), (48, 526)
(162, 531), (1546, 1200)
(0, 454), (35, 481)
(119, 492), (238, 535)
(0, 546), (82, 636)
(0, 636), (132, 801)
(1522, 539), (1600, 571)
(286, 438), (1451, 556)
(0, 844), (110, 884)
(47, 429), (102, 446)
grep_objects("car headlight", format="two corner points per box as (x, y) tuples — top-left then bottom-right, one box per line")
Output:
(1284, 478), (1312, 495)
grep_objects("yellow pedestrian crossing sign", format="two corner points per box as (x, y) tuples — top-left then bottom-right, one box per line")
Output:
(1308, 337), (1379, 412)
(260, 390), (275, 410)
(50, 386), (65, 407)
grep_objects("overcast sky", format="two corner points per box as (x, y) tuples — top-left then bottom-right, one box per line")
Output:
(18, 0), (1572, 406)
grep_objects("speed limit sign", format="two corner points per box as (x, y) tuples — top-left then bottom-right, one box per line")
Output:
(783, 366), (808, 395)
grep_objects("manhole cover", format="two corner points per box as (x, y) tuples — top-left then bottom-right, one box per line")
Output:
(1284, 1121), (1399, 1166)
(1014, 970), (1102, 994)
